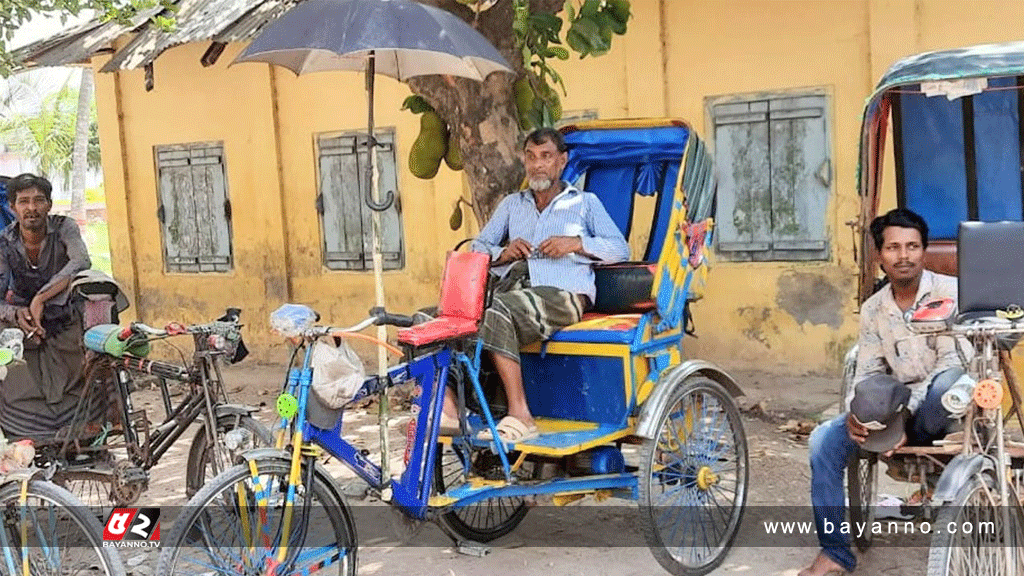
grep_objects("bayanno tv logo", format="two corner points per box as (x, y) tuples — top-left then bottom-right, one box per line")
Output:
(103, 508), (161, 549)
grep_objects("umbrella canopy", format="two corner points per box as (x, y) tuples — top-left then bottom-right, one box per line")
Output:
(234, 0), (513, 80)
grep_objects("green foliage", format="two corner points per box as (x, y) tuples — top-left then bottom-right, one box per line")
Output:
(513, 0), (631, 130)
(0, 77), (101, 183)
(0, 0), (177, 75)
(84, 183), (104, 203)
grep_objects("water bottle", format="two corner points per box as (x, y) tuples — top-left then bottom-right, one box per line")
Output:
(0, 328), (23, 361)
(941, 374), (977, 416)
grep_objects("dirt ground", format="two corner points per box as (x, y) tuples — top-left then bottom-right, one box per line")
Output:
(118, 363), (932, 575)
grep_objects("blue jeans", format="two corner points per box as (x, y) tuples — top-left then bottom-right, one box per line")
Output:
(807, 368), (963, 571)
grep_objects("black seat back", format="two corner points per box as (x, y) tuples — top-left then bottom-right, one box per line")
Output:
(958, 221), (1024, 317)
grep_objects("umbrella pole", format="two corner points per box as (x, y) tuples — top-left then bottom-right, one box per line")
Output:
(366, 52), (391, 488)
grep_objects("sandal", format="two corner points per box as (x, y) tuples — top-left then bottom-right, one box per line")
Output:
(439, 412), (462, 436)
(477, 415), (539, 442)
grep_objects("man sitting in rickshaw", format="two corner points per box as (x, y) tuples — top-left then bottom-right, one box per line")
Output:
(437, 127), (629, 443)
(800, 208), (971, 576)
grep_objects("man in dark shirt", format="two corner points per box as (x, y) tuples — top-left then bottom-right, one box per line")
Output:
(0, 173), (92, 438)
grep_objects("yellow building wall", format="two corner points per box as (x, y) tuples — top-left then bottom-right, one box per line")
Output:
(92, 0), (1024, 372)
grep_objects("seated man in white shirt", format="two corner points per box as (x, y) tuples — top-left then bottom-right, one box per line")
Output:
(440, 127), (629, 442)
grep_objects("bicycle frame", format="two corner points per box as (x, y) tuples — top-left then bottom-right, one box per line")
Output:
(275, 332), (642, 525)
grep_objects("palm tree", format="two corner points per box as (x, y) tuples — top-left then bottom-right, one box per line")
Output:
(70, 69), (94, 223)
(0, 72), (101, 204)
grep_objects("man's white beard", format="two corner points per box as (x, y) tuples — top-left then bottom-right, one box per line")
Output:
(528, 178), (552, 192)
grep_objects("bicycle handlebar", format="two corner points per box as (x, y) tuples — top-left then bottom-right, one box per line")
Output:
(125, 309), (244, 340)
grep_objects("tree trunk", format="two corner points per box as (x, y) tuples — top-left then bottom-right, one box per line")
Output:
(70, 68), (93, 225)
(411, 0), (564, 225)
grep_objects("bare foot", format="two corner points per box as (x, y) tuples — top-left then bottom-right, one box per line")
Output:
(797, 551), (846, 576)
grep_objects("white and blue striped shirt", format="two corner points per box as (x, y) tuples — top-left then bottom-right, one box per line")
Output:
(471, 183), (630, 301)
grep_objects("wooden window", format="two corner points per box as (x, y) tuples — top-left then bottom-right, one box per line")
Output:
(154, 142), (233, 273)
(316, 131), (404, 271)
(711, 93), (832, 261)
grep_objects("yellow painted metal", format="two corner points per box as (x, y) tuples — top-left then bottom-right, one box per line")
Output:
(697, 466), (718, 490)
(428, 495), (458, 507)
(535, 418), (599, 433)
(552, 493), (586, 506)
(520, 341), (629, 357)
(276, 431), (305, 562)
(510, 451), (528, 473)
(564, 118), (687, 131)
(237, 480), (253, 564)
(513, 420), (633, 457)
(19, 479), (28, 576)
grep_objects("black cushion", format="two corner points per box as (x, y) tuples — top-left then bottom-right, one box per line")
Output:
(593, 262), (655, 314)
(958, 221), (1024, 317)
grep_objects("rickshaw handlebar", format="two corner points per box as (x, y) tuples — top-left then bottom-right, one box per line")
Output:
(299, 307), (414, 339)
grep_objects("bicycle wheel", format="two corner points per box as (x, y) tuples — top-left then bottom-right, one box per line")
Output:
(433, 442), (528, 542)
(926, 471), (1024, 576)
(184, 414), (273, 498)
(156, 457), (357, 576)
(846, 450), (877, 552)
(638, 376), (749, 576)
(0, 479), (126, 576)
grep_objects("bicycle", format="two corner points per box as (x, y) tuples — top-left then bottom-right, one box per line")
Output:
(0, 465), (126, 576)
(33, 309), (273, 506)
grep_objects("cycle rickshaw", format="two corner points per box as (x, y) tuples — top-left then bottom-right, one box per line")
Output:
(842, 41), (1024, 575)
(156, 118), (749, 576)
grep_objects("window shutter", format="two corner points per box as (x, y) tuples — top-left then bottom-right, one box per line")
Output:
(768, 96), (830, 259)
(319, 135), (367, 269)
(713, 100), (772, 252)
(318, 131), (404, 271)
(155, 142), (233, 273)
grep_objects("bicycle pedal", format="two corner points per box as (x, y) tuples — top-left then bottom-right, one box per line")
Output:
(120, 466), (147, 483)
(456, 540), (491, 557)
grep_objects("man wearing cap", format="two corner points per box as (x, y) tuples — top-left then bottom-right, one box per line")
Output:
(799, 208), (971, 576)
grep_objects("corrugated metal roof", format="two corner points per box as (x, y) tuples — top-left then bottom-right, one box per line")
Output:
(14, 0), (289, 73)
(214, 0), (298, 43)
(100, 0), (265, 72)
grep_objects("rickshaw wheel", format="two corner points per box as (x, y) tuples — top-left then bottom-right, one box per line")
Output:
(926, 471), (1024, 576)
(846, 450), (877, 552)
(433, 442), (528, 542)
(639, 376), (748, 576)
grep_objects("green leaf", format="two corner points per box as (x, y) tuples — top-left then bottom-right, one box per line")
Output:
(565, 28), (590, 56)
(580, 0), (601, 18)
(528, 12), (562, 31)
(570, 16), (603, 51)
(599, 7), (627, 34)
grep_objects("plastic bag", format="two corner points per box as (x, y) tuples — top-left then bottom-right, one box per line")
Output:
(270, 304), (318, 338)
(311, 340), (365, 409)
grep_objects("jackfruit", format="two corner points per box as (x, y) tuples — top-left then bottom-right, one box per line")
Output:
(444, 129), (463, 171)
(514, 77), (536, 130)
(409, 111), (446, 179)
(540, 82), (562, 123)
(449, 201), (464, 230)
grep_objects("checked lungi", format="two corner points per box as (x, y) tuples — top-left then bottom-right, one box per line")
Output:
(477, 261), (587, 364)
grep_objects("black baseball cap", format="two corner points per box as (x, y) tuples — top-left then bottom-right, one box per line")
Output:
(850, 374), (911, 453)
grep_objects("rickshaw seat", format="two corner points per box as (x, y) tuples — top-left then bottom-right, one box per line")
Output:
(397, 317), (480, 347)
(547, 314), (642, 345)
(397, 251), (490, 347)
(923, 240), (957, 277)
